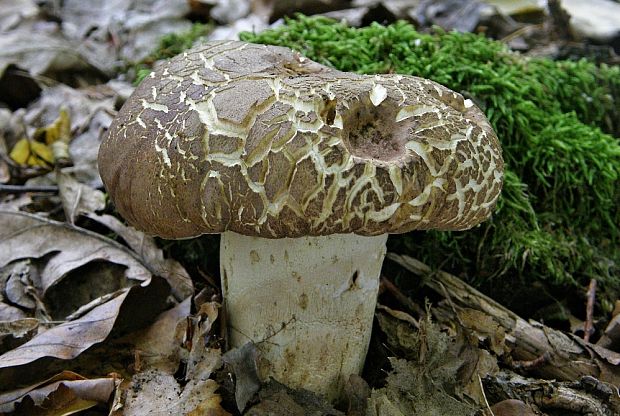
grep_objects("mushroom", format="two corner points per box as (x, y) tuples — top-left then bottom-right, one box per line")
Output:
(98, 41), (503, 399)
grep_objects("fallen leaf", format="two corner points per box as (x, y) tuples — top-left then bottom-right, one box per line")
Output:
(483, 0), (543, 16)
(0, 210), (151, 295)
(373, 311), (485, 414)
(210, 0), (250, 24)
(0, 303), (27, 321)
(44, 0), (194, 70)
(0, 30), (98, 79)
(222, 342), (261, 412)
(121, 370), (230, 415)
(560, 0), (620, 42)
(186, 302), (221, 381)
(458, 307), (506, 356)
(246, 380), (344, 416)
(0, 318), (38, 339)
(87, 213), (193, 300)
(412, 0), (491, 32)
(9, 138), (53, 167)
(0, 317), (38, 355)
(56, 170), (105, 224)
(0, 291), (130, 369)
(1, 259), (37, 309)
(13, 383), (99, 415)
(131, 297), (191, 374)
(490, 399), (537, 416)
(0, 370), (116, 413)
(0, 276), (169, 388)
(0, 0), (38, 32)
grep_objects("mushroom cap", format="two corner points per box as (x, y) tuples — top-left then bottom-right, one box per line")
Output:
(98, 41), (503, 239)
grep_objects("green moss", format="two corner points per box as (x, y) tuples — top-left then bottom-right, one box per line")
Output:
(241, 16), (620, 295)
(132, 22), (213, 84)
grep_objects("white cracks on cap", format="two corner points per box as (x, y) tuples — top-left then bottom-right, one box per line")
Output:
(104, 41), (503, 239)
(396, 104), (439, 122)
(369, 83), (388, 106)
(140, 99), (169, 113)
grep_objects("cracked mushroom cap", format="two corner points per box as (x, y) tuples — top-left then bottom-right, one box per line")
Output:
(98, 41), (504, 239)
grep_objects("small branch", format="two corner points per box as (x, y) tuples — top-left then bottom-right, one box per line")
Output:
(380, 275), (425, 318)
(387, 253), (620, 386)
(0, 184), (59, 193)
(512, 352), (551, 372)
(584, 279), (597, 343)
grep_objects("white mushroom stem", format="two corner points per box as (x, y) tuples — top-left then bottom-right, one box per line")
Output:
(220, 231), (388, 400)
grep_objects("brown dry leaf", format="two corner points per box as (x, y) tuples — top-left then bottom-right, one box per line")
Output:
(13, 383), (99, 415)
(56, 170), (105, 224)
(121, 370), (229, 415)
(41, 0), (193, 71)
(373, 311), (482, 415)
(459, 307), (506, 356)
(0, 291), (130, 371)
(0, 29), (98, 79)
(0, 317), (38, 355)
(186, 302), (221, 381)
(222, 342), (261, 412)
(376, 304), (419, 327)
(0, 210), (150, 295)
(1, 259), (37, 310)
(0, 303), (27, 321)
(130, 297), (191, 374)
(87, 213), (193, 300)
(0, 276), (169, 388)
(246, 380), (343, 416)
(0, 370), (116, 413)
(0, 0), (38, 32)
(0, 318), (38, 339)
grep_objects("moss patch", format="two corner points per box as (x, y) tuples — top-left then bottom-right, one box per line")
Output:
(241, 16), (620, 301)
(132, 22), (213, 83)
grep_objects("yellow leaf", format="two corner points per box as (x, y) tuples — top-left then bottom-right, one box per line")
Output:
(10, 138), (54, 167)
(9, 138), (31, 164)
(33, 107), (72, 146)
(29, 140), (54, 166)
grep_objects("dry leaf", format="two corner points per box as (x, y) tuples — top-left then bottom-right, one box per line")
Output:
(9, 138), (54, 167)
(0, 276), (169, 388)
(246, 380), (344, 416)
(87, 213), (193, 300)
(0, 210), (150, 295)
(458, 308), (506, 356)
(0, 370), (116, 413)
(131, 297), (191, 374)
(56, 170), (105, 224)
(0, 303), (27, 321)
(0, 318), (38, 339)
(121, 370), (230, 415)
(0, 30), (96, 79)
(222, 342), (261, 412)
(0, 0), (38, 32)
(0, 290), (131, 369)
(43, 0), (193, 71)
(1, 259), (37, 310)
(186, 302), (221, 381)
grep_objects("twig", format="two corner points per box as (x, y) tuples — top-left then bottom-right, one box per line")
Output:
(512, 351), (551, 372)
(380, 275), (425, 318)
(584, 279), (597, 343)
(387, 253), (620, 386)
(0, 184), (59, 193)
(197, 266), (219, 290)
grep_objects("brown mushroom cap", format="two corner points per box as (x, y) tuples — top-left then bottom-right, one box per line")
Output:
(98, 41), (503, 239)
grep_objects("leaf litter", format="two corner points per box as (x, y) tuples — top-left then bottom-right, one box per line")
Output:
(1, 1), (620, 415)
